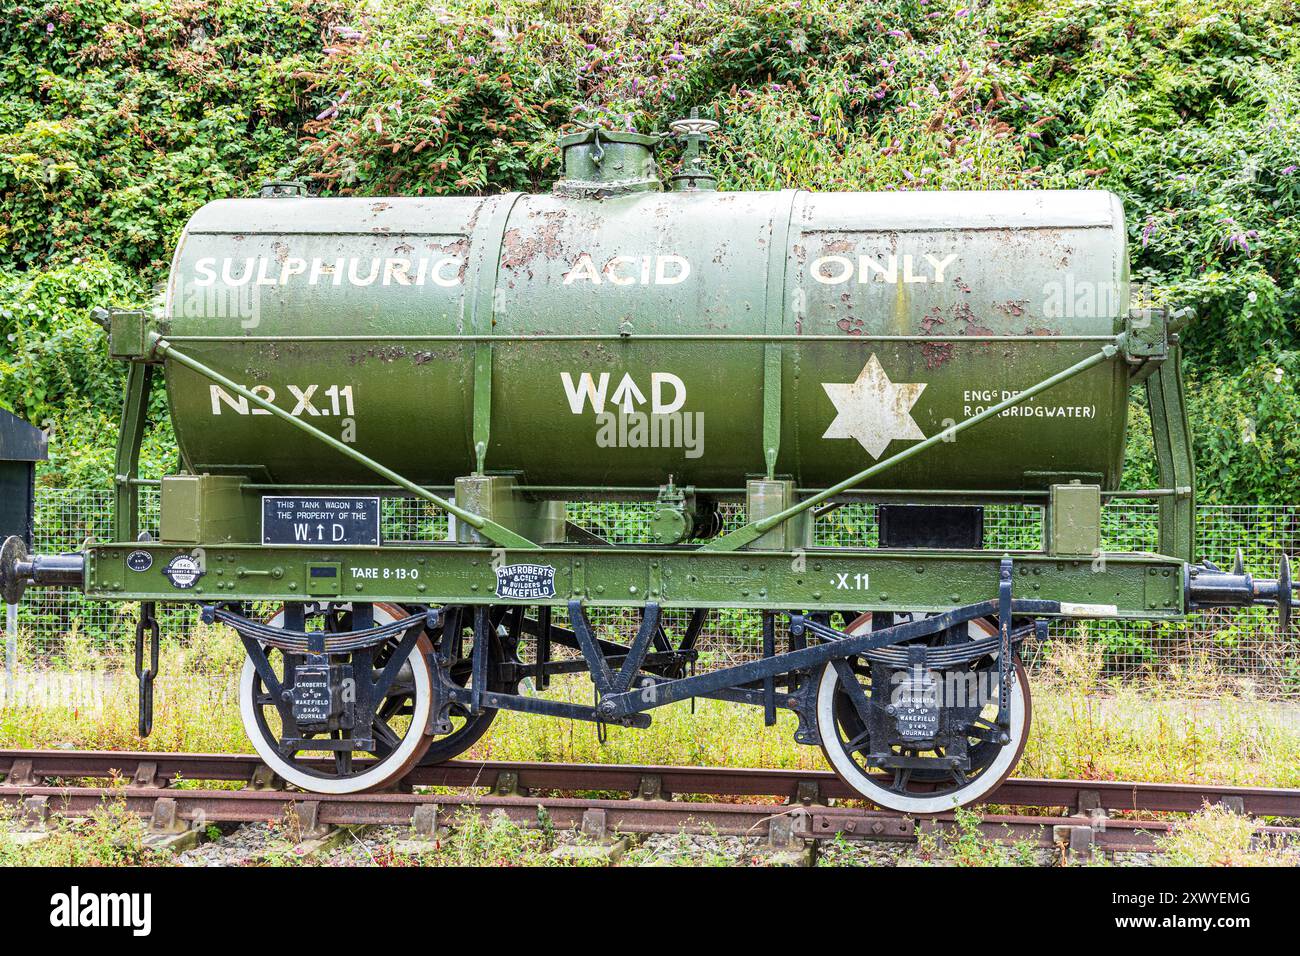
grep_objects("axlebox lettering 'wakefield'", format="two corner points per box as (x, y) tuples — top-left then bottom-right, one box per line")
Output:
(3, 117), (1292, 812)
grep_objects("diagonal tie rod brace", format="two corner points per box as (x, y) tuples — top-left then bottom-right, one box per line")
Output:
(702, 339), (1123, 552)
(151, 334), (542, 551)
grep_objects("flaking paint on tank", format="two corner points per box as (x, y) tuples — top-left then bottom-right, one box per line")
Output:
(161, 189), (1130, 491)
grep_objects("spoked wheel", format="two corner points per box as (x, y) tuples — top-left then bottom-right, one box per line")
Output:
(815, 611), (1031, 814)
(238, 602), (435, 794)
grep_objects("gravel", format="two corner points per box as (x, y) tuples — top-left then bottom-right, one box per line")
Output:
(175, 822), (284, 866)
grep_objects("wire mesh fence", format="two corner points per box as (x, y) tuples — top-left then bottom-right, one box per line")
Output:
(7, 488), (1300, 697)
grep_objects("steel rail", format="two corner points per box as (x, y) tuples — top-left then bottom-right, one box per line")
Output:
(3, 750), (1298, 818)
(0, 783), (1185, 851)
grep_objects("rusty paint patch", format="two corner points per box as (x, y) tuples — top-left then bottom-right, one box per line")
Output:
(398, 347), (458, 365)
(918, 308), (954, 368)
(346, 346), (417, 365)
(955, 303), (993, 337)
(921, 342), (953, 369)
(462, 202), (484, 233)
(500, 211), (566, 275)
(426, 238), (469, 256)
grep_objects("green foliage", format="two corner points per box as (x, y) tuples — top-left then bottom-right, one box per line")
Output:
(293, 0), (1034, 195)
(0, 798), (167, 867)
(0, 259), (134, 418)
(1, 0), (1298, 496)
(0, 0), (337, 482)
(0, 0), (341, 272)
(1009, 0), (1300, 361)
(0, 260), (175, 484)
(1186, 353), (1300, 502)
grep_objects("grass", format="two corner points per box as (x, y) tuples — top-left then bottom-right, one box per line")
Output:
(914, 808), (1044, 867)
(1022, 643), (1300, 788)
(0, 797), (168, 867)
(2, 625), (1299, 792)
(4, 796), (1294, 866)
(1154, 804), (1300, 867)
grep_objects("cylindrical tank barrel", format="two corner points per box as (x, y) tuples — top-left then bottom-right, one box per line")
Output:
(162, 187), (1129, 494)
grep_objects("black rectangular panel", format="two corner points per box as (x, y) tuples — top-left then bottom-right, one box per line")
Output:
(261, 496), (381, 546)
(878, 505), (984, 550)
(0, 464), (35, 547)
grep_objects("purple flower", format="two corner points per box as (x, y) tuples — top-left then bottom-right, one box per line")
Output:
(45, 22), (54, 32)
(1222, 226), (1259, 252)
(1283, 165), (1298, 175)
(1140, 218), (1158, 248)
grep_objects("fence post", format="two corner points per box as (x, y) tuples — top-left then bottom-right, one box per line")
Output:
(5, 601), (16, 701)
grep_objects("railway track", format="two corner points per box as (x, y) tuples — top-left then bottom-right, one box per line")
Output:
(3, 749), (1298, 857)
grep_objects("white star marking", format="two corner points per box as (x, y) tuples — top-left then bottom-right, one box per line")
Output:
(821, 355), (927, 459)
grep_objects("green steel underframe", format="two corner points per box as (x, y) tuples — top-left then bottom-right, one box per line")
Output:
(83, 542), (1187, 618)
(113, 362), (153, 544)
(115, 478), (1190, 501)
(1145, 341), (1196, 564)
(97, 312), (1193, 624)
(159, 333), (1119, 343)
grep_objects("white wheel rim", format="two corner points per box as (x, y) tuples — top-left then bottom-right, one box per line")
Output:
(816, 641), (1027, 814)
(238, 605), (433, 795)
